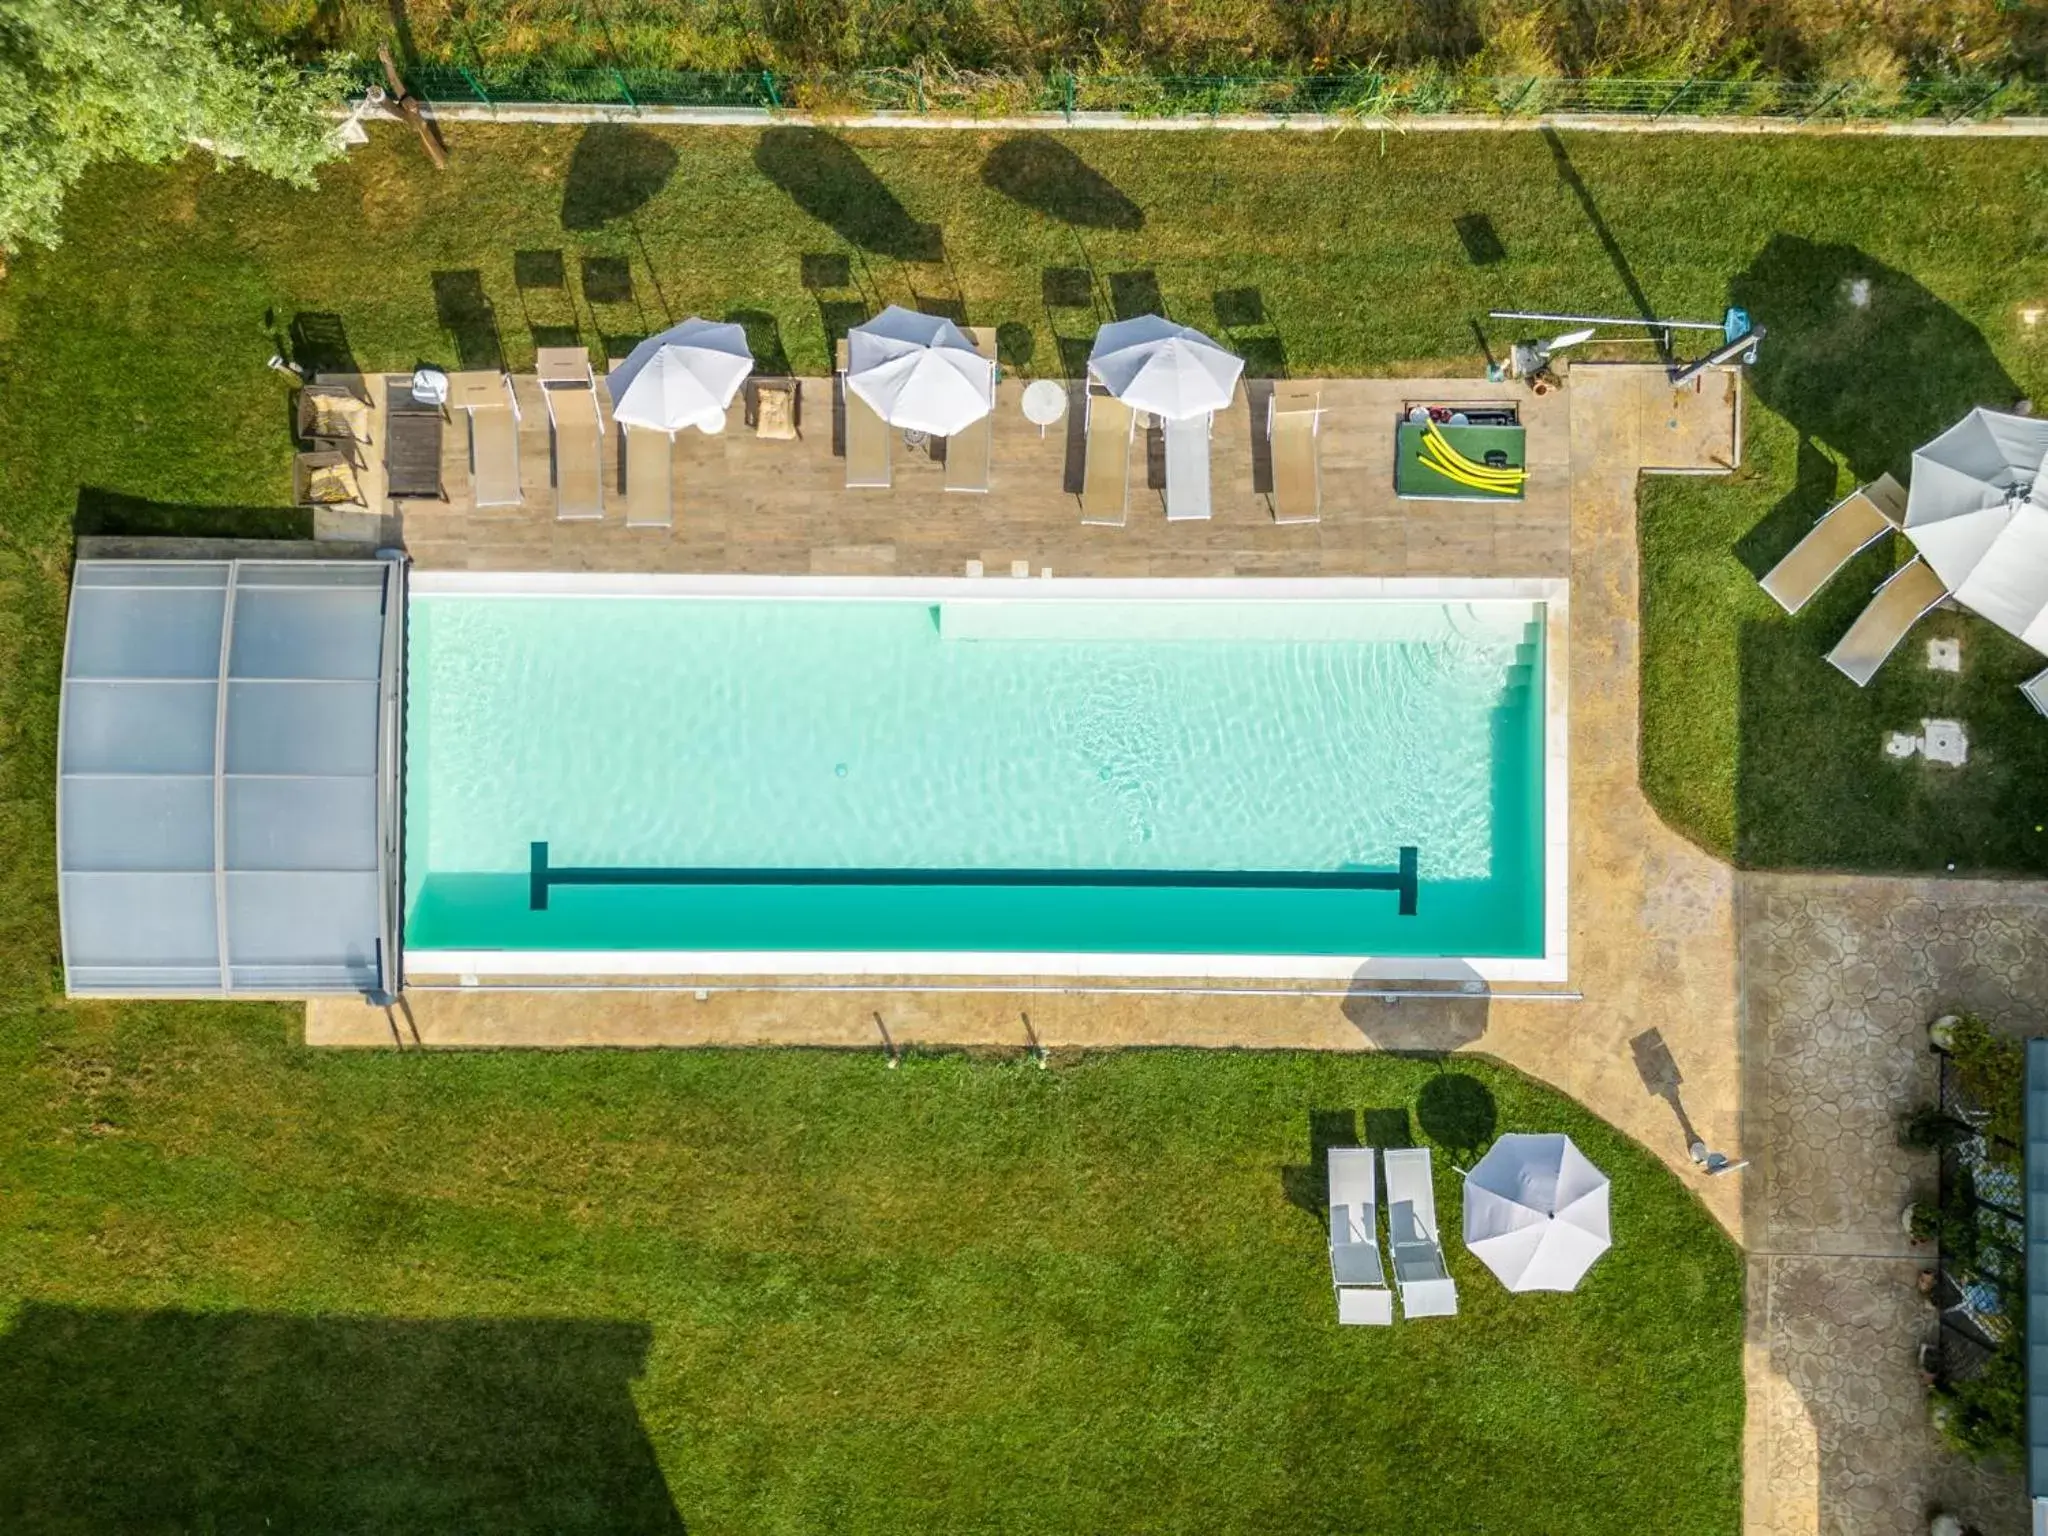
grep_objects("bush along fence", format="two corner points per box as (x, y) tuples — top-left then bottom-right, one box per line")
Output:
(359, 62), (2048, 124)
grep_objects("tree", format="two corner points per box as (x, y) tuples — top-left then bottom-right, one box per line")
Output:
(0, 0), (347, 254)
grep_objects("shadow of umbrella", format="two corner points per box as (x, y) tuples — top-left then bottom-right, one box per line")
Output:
(980, 135), (1144, 230)
(562, 124), (680, 232)
(754, 128), (942, 262)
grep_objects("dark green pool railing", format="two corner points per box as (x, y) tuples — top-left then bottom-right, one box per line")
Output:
(528, 841), (1422, 916)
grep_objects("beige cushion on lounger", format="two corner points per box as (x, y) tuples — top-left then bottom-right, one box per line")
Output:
(1268, 383), (1322, 524)
(1760, 480), (1901, 614)
(623, 425), (674, 529)
(294, 452), (364, 508)
(1080, 392), (1135, 526)
(1826, 557), (1949, 687)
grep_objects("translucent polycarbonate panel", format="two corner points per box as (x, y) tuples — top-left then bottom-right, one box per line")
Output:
(234, 562), (387, 589)
(66, 584), (226, 679)
(228, 586), (385, 680)
(224, 872), (379, 969)
(73, 562), (229, 589)
(60, 775), (213, 871)
(223, 680), (379, 775)
(61, 681), (217, 774)
(62, 872), (219, 970)
(224, 776), (377, 871)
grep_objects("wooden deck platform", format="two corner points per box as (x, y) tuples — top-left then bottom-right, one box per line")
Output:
(335, 373), (1596, 580)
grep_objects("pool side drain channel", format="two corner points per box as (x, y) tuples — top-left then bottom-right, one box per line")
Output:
(528, 842), (1420, 915)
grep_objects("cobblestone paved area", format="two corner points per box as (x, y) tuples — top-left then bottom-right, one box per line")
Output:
(1740, 873), (2046, 1536)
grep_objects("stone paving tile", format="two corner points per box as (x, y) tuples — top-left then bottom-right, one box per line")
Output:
(1740, 872), (2048, 1536)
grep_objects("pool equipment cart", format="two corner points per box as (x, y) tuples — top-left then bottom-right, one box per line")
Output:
(1487, 307), (1764, 386)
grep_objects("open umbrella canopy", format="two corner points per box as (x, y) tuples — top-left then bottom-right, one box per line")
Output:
(1087, 315), (1244, 421)
(1462, 1133), (1612, 1292)
(846, 306), (994, 437)
(606, 319), (754, 434)
(1902, 408), (2048, 649)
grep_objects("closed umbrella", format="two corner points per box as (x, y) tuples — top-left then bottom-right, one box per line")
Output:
(607, 319), (754, 434)
(846, 306), (993, 437)
(1087, 315), (1243, 421)
(1901, 407), (2048, 649)
(1462, 1133), (1611, 1292)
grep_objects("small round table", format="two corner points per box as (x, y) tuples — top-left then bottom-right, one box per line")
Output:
(1021, 379), (1069, 436)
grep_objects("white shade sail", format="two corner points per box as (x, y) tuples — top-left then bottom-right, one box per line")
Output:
(1462, 1133), (1612, 1292)
(1902, 408), (2048, 649)
(1087, 315), (1244, 421)
(846, 306), (993, 437)
(606, 319), (754, 434)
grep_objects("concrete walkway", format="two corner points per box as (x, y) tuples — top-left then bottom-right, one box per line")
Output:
(1740, 873), (2042, 1536)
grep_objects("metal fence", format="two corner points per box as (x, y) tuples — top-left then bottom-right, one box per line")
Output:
(1931, 1047), (2026, 1382)
(362, 61), (2047, 123)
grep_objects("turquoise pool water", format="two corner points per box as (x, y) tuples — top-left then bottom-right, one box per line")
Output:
(402, 595), (1546, 958)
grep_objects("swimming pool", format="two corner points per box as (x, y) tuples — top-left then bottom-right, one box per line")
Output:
(401, 575), (1563, 979)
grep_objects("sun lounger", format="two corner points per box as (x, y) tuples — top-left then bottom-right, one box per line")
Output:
(621, 426), (674, 530)
(1080, 388), (1135, 527)
(1268, 383), (1322, 524)
(1760, 474), (1907, 614)
(447, 371), (521, 508)
(1826, 557), (1949, 687)
(536, 346), (604, 521)
(1328, 1146), (1392, 1326)
(1383, 1147), (1459, 1318)
(944, 325), (998, 494)
(837, 338), (891, 490)
(1163, 412), (1213, 521)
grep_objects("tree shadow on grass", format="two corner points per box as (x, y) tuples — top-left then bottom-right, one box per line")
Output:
(979, 135), (1144, 230)
(75, 488), (307, 542)
(754, 129), (942, 262)
(562, 124), (679, 231)
(0, 1305), (686, 1533)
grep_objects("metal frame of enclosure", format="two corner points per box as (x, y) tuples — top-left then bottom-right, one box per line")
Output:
(57, 557), (406, 997)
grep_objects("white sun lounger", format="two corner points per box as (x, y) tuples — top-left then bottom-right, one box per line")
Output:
(1383, 1147), (1459, 1318)
(1826, 557), (1949, 687)
(837, 338), (892, 490)
(944, 326), (996, 494)
(1328, 1146), (1392, 1326)
(1163, 411), (1213, 521)
(536, 346), (604, 521)
(1759, 473), (1906, 614)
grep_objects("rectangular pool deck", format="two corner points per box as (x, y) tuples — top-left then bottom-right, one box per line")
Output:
(335, 375), (1590, 580)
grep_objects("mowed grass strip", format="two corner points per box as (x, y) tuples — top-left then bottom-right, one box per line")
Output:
(0, 1029), (1743, 1534)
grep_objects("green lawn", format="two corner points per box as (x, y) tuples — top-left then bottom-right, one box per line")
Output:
(3, 121), (2047, 1529)
(0, 1028), (1742, 1534)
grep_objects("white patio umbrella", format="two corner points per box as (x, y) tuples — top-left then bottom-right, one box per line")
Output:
(606, 318), (754, 434)
(1087, 315), (1244, 421)
(1462, 1133), (1612, 1292)
(1901, 407), (2048, 650)
(845, 306), (994, 437)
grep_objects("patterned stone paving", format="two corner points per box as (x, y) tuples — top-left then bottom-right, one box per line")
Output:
(1740, 873), (2048, 1536)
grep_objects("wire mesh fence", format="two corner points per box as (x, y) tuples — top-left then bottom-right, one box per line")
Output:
(356, 61), (2047, 124)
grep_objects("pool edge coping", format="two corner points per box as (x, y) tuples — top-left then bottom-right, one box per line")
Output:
(399, 572), (1569, 988)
